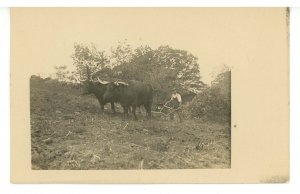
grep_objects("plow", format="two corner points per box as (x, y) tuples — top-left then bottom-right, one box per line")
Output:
(151, 100), (182, 118)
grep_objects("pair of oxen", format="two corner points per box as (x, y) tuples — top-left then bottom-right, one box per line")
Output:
(82, 78), (153, 120)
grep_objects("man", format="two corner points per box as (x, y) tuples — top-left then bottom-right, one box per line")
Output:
(169, 89), (183, 122)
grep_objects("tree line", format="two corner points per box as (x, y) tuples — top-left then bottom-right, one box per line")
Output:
(51, 40), (230, 122)
(68, 41), (206, 103)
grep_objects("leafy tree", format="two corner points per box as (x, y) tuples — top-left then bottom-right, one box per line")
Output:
(71, 43), (110, 80)
(152, 46), (204, 94)
(110, 39), (133, 68)
(111, 44), (204, 103)
(54, 65), (69, 82)
(112, 45), (154, 81)
(188, 68), (231, 122)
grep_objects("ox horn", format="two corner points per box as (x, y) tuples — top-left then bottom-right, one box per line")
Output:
(116, 81), (129, 86)
(114, 81), (119, 86)
(97, 78), (109, 84)
(78, 77), (86, 82)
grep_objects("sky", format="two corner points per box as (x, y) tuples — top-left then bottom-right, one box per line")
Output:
(11, 8), (287, 84)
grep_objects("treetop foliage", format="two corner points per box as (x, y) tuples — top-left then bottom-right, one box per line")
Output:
(71, 41), (206, 103)
(50, 40), (231, 122)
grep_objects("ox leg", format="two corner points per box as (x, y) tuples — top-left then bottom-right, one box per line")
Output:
(144, 104), (152, 120)
(97, 98), (105, 114)
(131, 105), (138, 120)
(110, 102), (116, 114)
(100, 103), (105, 114)
(123, 106), (129, 120)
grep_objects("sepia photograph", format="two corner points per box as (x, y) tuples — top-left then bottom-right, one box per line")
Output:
(27, 8), (231, 170)
(10, 8), (289, 183)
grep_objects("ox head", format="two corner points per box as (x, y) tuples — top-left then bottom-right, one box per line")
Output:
(103, 80), (129, 102)
(79, 77), (110, 95)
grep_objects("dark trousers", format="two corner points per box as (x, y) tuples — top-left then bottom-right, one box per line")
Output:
(169, 100), (183, 122)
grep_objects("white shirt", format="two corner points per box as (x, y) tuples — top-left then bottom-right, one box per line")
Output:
(171, 93), (182, 103)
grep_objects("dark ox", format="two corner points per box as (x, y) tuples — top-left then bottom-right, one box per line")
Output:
(103, 80), (153, 120)
(82, 78), (116, 113)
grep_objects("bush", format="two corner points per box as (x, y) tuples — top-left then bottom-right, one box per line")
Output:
(188, 70), (231, 122)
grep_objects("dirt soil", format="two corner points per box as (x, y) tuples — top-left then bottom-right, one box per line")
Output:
(30, 78), (231, 170)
